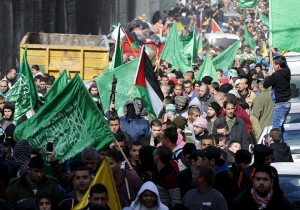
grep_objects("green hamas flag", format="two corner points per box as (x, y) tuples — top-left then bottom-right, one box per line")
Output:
(14, 74), (115, 162)
(160, 24), (193, 74)
(237, 0), (258, 8)
(244, 22), (256, 50)
(95, 58), (140, 116)
(270, 0), (300, 52)
(259, 12), (269, 28)
(212, 40), (241, 70)
(195, 55), (218, 82)
(111, 23), (124, 69)
(197, 34), (203, 53)
(6, 47), (38, 124)
(44, 69), (68, 103)
(181, 24), (198, 64)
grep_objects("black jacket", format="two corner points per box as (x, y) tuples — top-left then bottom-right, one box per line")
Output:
(270, 142), (293, 162)
(7, 172), (61, 208)
(177, 166), (195, 197)
(232, 185), (293, 210)
(263, 67), (291, 103)
(139, 135), (160, 147)
(214, 160), (240, 209)
(239, 145), (280, 192)
(213, 116), (249, 150)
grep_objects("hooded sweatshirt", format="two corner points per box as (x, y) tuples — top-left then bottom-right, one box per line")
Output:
(270, 142), (293, 162)
(181, 96), (203, 119)
(130, 181), (168, 210)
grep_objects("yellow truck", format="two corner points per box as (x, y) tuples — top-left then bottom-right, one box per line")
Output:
(20, 32), (110, 80)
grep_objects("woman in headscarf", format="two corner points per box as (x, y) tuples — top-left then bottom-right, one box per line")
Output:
(129, 181), (168, 210)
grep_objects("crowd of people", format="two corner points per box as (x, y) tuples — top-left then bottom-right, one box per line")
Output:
(0, 0), (298, 210)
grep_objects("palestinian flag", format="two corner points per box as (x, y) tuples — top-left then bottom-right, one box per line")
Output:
(211, 19), (223, 33)
(134, 47), (164, 118)
(121, 27), (141, 49)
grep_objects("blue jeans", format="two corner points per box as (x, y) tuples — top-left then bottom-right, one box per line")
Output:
(273, 101), (291, 142)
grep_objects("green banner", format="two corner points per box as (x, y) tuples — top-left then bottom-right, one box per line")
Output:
(212, 40), (241, 70)
(160, 24), (193, 74)
(6, 47), (38, 124)
(111, 23), (124, 69)
(95, 58), (141, 116)
(181, 24), (198, 65)
(270, 0), (300, 52)
(259, 12), (269, 28)
(195, 55), (218, 82)
(244, 22), (256, 50)
(237, 0), (258, 8)
(14, 74), (114, 162)
(44, 69), (68, 103)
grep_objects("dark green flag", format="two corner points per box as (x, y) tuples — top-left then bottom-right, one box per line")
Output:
(270, 0), (300, 52)
(160, 24), (193, 74)
(197, 34), (203, 53)
(244, 22), (256, 50)
(181, 24), (198, 65)
(195, 55), (218, 82)
(6, 46), (38, 124)
(212, 40), (241, 70)
(44, 69), (68, 103)
(237, 0), (258, 8)
(111, 23), (124, 69)
(259, 12), (269, 28)
(14, 74), (115, 162)
(95, 58), (140, 116)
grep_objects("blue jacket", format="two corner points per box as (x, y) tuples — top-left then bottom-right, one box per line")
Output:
(120, 116), (150, 141)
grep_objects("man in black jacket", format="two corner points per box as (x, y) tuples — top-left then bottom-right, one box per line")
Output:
(7, 156), (61, 209)
(239, 145), (280, 192)
(139, 119), (161, 147)
(263, 55), (291, 142)
(232, 164), (293, 210)
(213, 99), (249, 150)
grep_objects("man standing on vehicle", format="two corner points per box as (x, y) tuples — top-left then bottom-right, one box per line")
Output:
(263, 56), (291, 142)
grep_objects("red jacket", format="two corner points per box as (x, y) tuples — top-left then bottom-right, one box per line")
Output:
(220, 105), (252, 135)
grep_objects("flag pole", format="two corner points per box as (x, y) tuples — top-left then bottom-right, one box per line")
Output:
(129, 85), (135, 100)
(114, 140), (133, 170)
(254, 6), (258, 21)
(131, 45), (144, 100)
(154, 57), (161, 72)
(269, 0), (273, 73)
(121, 27), (138, 57)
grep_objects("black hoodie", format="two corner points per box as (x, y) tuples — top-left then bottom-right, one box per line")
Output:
(270, 142), (294, 162)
